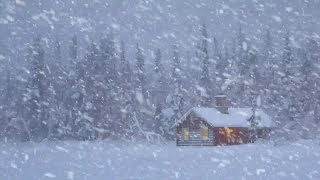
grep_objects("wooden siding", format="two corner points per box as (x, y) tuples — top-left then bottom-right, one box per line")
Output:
(176, 113), (215, 146)
(176, 128), (214, 146)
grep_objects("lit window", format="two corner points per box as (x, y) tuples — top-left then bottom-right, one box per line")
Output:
(183, 128), (189, 140)
(202, 127), (208, 140)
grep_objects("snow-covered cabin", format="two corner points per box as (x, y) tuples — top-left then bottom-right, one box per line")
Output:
(174, 95), (274, 146)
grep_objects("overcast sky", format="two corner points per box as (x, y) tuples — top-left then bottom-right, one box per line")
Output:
(1, 0), (320, 67)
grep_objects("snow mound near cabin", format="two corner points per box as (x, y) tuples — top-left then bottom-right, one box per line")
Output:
(1, 140), (320, 180)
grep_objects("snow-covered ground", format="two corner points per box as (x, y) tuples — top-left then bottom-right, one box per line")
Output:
(1, 140), (320, 180)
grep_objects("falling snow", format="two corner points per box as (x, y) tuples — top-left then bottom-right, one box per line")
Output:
(0, 0), (320, 179)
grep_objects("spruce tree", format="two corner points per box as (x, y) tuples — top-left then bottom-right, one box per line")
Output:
(64, 35), (82, 139)
(4, 68), (12, 106)
(75, 42), (100, 140)
(261, 29), (276, 110)
(135, 43), (147, 98)
(102, 32), (120, 138)
(119, 41), (132, 85)
(283, 31), (294, 78)
(172, 44), (181, 85)
(171, 44), (184, 114)
(118, 40), (134, 138)
(152, 48), (167, 102)
(237, 25), (247, 76)
(162, 44), (184, 139)
(302, 38), (319, 123)
(24, 36), (49, 141)
(154, 48), (162, 75)
(133, 43), (152, 132)
(281, 31), (297, 123)
(152, 48), (165, 134)
(198, 24), (213, 107)
(69, 35), (78, 65)
(214, 37), (226, 93)
(51, 38), (66, 111)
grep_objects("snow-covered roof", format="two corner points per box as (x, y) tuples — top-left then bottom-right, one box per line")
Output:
(175, 107), (274, 128)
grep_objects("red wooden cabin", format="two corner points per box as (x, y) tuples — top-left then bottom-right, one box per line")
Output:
(174, 96), (274, 146)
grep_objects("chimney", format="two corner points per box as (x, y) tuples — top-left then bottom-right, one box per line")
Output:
(215, 95), (229, 114)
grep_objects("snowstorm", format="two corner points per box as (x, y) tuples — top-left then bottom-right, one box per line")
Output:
(0, 0), (320, 179)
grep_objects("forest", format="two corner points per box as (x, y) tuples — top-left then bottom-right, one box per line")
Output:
(1, 0), (320, 143)
(0, 23), (319, 142)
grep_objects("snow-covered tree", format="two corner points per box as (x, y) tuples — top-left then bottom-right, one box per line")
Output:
(23, 36), (49, 141)
(198, 24), (213, 107)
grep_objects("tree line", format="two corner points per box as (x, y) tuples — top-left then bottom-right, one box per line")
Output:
(0, 24), (319, 142)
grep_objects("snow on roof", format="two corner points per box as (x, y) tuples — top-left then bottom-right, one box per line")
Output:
(175, 107), (274, 128)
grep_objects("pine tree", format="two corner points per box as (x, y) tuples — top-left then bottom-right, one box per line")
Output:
(100, 32), (121, 138)
(135, 43), (147, 98)
(301, 38), (320, 123)
(171, 44), (184, 113)
(152, 48), (168, 103)
(236, 25), (250, 78)
(262, 29), (274, 68)
(198, 24), (213, 107)
(154, 103), (164, 136)
(283, 31), (294, 78)
(4, 68), (13, 106)
(280, 31), (297, 123)
(224, 38), (239, 106)
(214, 37), (226, 93)
(300, 49), (312, 112)
(152, 48), (166, 134)
(261, 29), (277, 110)
(234, 26), (253, 106)
(69, 35), (78, 65)
(64, 35), (80, 139)
(68, 35), (79, 85)
(172, 44), (181, 85)
(120, 41), (132, 85)
(247, 50), (260, 106)
(54, 38), (62, 61)
(118, 40), (135, 138)
(133, 43), (153, 132)
(237, 25), (246, 75)
(165, 44), (184, 139)
(74, 42), (100, 140)
(101, 32), (117, 83)
(1, 67), (16, 139)
(52, 38), (64, 86)
(154, 48), (162, 75)
(23, 36), (49, 141)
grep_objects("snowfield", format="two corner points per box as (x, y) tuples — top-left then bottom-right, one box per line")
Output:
(1, 140), (320, 180)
